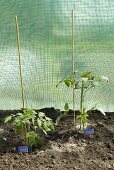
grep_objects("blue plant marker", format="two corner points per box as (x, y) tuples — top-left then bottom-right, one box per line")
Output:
(84, 128), (94, 135)
(17, 146), (28, 153)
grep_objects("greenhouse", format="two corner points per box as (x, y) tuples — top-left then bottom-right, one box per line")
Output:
(0, 1), (114, 169)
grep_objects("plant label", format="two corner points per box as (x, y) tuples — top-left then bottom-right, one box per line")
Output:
(84, 128), (94, 138)
(84, 128), (94, 135)
(17, 146), (28, 153)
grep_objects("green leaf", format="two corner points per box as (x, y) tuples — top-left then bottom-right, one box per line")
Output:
(56, 80), (63, 88)
(64, 79), (71, 87)
(17, 113), (23, 116)
(81, 71), (95, 80)
(81, 77), (88, 82)
(27, 131), (37, 138)
(64, 103), (69, 111)
(46, 127), (52, 132)
(4, 115), (13, 123)
(70, 78), (75, 85)
(55, 115), (62, 125)
(37, 118), (42, 128)
(94, 76), (102, 81)
(83, 113), (89, 119)
(43, 121), (48, 130)
(15, 125), (23, 133)
(76, 115), (80, 119)
(45, 117), (51, 121)
(27, 131), (38, 146)
(42, 129), (47, 135)
(77, 112), (88, 121)
(94, 76), (108, 83)
(101, 76), (109, 82)
(99, 76), (109, 82)
(38, 112), (45, 117)
(81, 71), (92, 78)
(76, 114), (83, 121)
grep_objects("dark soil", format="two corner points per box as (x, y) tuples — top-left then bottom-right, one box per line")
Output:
(0, 109), (114, 170)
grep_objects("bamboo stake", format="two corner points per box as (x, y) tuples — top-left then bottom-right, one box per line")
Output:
(72, 9), (76, 130)
(15, 16), (25, 109)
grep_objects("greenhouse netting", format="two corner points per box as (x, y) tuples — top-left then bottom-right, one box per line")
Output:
(0, 0), (114, 111)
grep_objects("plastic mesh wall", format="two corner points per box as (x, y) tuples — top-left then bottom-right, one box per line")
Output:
(0, 0), (114, 111)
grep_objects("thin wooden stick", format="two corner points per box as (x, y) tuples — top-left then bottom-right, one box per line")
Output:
(15, 16), (25, 109)
(72, 9), (76, 130)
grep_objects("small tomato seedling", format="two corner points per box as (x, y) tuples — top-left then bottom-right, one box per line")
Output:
(4, 108), (54, 148)
(56, 71), (108, 130)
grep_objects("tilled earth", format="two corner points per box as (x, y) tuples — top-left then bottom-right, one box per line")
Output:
(0, 108), (114, 170)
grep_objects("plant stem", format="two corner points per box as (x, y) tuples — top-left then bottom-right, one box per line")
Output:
(80, 81), (84, 129)
(80, 81), (84, 114)
(24, 124), (27, 145)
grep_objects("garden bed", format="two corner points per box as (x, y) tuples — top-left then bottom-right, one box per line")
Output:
(0, 108), (114, 170)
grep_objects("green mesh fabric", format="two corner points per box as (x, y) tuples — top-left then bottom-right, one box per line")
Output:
(0, 0), (114, 111)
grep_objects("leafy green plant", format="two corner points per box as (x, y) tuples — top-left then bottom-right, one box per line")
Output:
(37, 112), (55, 135)
(55, 103), (69, 125)
(4, 108), (54, 147)
(56, 71), (108, 130)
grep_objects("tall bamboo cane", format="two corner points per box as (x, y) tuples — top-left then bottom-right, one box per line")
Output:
(15, 16), (25, 109)
(72, 10), (76, 130)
